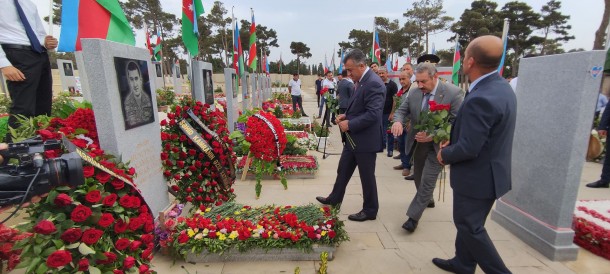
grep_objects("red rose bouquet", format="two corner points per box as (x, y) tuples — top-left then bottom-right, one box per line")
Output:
(13, 107), (155, 273)
(160, 97), (236, 211)
(0, 224), (31, 272)
(413, 100), (452, 143)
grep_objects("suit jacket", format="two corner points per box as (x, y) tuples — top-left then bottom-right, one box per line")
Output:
(441, 73), (517, 199)
(393, 80), (463, 154)
(345, 69), (385, 153)
(337, 79), (355, 109)
(599, 103), (610, 131)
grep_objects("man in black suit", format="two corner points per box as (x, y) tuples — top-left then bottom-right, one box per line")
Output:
(316, 49), (385, 222)
(337, 70), (354, 115)
(588, 101), (610, 188)
(434, 35), (516, 274)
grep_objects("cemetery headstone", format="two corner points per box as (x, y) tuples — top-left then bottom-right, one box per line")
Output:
(224, 68), (239, 133)
(74, 51), (91, 102)
(191, 61), (215, 108)
(80, 38), (170, 216)
(490, 51), (606, 261)
(242, 72), (251, 111)
(57, 59), (77, 94)
(153, 61), (165, 91)
(173, 62), (183, 94)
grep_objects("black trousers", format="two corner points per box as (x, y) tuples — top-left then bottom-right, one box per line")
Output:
(4, 48), (52, 132)
(291, 95), (305, 115)
(451, 191), (511, 274)
(327, 147), (379, 216)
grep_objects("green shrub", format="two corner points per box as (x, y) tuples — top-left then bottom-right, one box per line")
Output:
(156, 88), (176, 106)
(0, 95), (11, 114)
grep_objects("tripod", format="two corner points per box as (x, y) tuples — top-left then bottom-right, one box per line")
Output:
(315, 92), (342, 159)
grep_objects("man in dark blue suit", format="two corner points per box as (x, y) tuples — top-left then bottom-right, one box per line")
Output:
(316, 49), (385, 222)
(434, 35), (516, 274)
(587, 103), (610, 188)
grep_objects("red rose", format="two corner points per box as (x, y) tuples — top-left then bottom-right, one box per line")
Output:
(111, 178), (125, 190)
(38, 129), (56, 140)
(128, 217), (143, 231)
(115, 219), (128, 234)
(98, 252), (117, 265)
(96, 172), (111, 183)
(60, 228), (82, 243)
(83, 166), (95, 178)
(85, 190), (102, 203)
(115, 238), (130, 250)
(141, 247), (153, 261)
(139, 264), (150, 273)
(328, 230), (336, 238)
(128, 167), (136, 175)
(119, 195), (132, 208)
(123, 256), (136, 269)
(46, 250), (72, 268)
(34, 220), (56, 235)
(53, 193), (72, 206)
(78, 258), (89, 271)
(71, 205), (92, 222)
(81, 228), (103, 245)
(98, 213), (115, 227)
(103, 193), (117, 206)
(178, 232), (189, 243)
(113, 270), (125, 274)
(72, 138), (88, 148)
(130, 196), (141, 208)
(129, 240), (142, 251)
(140, 234), (154, 244)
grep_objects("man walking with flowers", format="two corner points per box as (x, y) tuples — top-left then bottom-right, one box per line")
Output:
(391, 63), (463, 232)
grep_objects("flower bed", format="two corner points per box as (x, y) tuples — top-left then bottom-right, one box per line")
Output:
(164, 202), (348, 262)
(573, 200), (610, 260)
(236, 155), (319, 179)
(0, 224), (31, 272)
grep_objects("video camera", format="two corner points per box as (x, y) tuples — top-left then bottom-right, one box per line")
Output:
(0, 137), (84, 207)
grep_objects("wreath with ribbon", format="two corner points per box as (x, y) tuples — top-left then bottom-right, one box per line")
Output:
(160, 97), (237, 211)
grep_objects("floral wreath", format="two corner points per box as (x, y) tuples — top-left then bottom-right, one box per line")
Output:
(14, 107), (155, 274)
(160, 97), (237, 211)
(243, 111), (287, 197)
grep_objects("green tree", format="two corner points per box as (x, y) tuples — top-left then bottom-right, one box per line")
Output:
(450, 0), (503, 49)
(434, 49), (454, 66)
(289, 42), (312, 74)
(537, 0), (573, 55)
(206, 1), (233, 67)
(403, 0), (454, 55)
(594, 0), (610, 49)
(338, 29), (373, 56)
(43, 0), (61, 25)
(239, 20), (280, 72)
(499, 1), (542, 76)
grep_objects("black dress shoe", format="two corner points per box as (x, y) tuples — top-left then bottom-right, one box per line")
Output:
(402, 218), (418, 232)
(404, 174), (415, 180)
(432, 258), (457, 273)
(586, 180), (610, 188)
(428, 201), (435, 208)
(387, 151), (393, 157)
(347, 211), (376, 222)
(316, 196), (333, 205)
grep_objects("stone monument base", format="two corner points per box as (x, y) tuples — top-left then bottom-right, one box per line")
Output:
(491, 198), (579, 261)
(185, 246), (335, 263)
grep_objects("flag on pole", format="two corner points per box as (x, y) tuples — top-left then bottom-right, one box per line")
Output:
(278, 52), (283, 73)
(405, 48), (411, 64)
(338, 48), (345, 74)
(324, 54), (329, 74)
(248, 11), (257, 71)
(498, 19), (510, 76)
(153, 30), (162, 61)
(181, 0), (204, 56)
(265, 54), (270, 76)
(386, 52), (393, 72)
(431, 43), (436, 54)
(452, 38), (461, 85)
(330, 50), (336, 73)
(58, 0), (135, 52)
(233, 20), (245, 77)
(144, 23), (153, 55)
(393, 53), (399, 71)
(371, 29), (381, 64)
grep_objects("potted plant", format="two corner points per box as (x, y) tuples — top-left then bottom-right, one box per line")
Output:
(156, 88), (175, 112)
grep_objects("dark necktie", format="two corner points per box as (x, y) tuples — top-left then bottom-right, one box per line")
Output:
(14, 0), (43, 53)
(422, 93), (432, 111)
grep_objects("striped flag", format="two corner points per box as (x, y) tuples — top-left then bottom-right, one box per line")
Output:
(498, 19), (510, 76)
(153, 30), (162, 61)
(338, 48), (345, 74)
(144, 23), (153, 55)
(452, 38), (461, 85)
(405, 48), (411, 64)
(58, 0), (135, 52)
(393, 54), (398, 71)
(386, 52), (393, 72)
(233, 19), (244, 78)
(371, 29), (381, 63)
(248, 11), (257, 71)
(324, 54), (329, 74)
(181, 0), (204, 56)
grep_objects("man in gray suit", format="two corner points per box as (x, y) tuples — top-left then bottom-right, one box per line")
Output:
(391, 63), (463, 232)
(337, 70), (354, 115)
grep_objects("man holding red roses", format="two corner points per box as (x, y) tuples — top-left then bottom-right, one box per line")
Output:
(391, 63), (463, 233)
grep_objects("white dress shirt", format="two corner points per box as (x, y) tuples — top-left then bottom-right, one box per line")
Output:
(288, 79), (302, 96)
(0, 0), (47, 68)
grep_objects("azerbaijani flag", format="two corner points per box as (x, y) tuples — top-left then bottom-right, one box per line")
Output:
(393, 56), (398, 71)
(265, 54), (270, 75)
(323, 54), (329, 74)
(153, 30), (162, 61)
(233, 20), (245, 77)
(248, 12), (257, 71)
(58, 0), (135, 52)
(182, 0), (204, 56)
(405, 48), (411, 64)
(386, 53), (393, 72)
(144, 23), (153, 55)
(371, 29), (380, 64)
(452, 39), (461, 85)
(498, 35), (508, 76)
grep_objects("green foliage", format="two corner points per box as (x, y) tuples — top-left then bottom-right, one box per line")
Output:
(283, 135), (307, 156)
(229, 130), (250, 157)
(450, 0), (502, 50)
(0, 95), (12, 114)
(403, 0), (454, 56)
(51, 92), (92, 119)
(281, 121), (306, 131)
(156, 88), (176, 106)
(9, 115), (52, 142)
(273, 105), (284, 118)
(414, 109), (451, 143)
(318, 251), (329, 274)
(312, 120), (329, 138)
(290, 42), (312, 74)
(214, 86), (224, 93)
(537, 0), (574, 55)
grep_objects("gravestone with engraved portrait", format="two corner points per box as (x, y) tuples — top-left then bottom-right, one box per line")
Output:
(153, 61), (164, 91)
(172, 62), (183, 94)
(191, 60), (215, 109)
(80, 39), (169, 216)
(224, 68), (239, 133)
(57, 59), (77, 94)
(242, 72), (252, 111)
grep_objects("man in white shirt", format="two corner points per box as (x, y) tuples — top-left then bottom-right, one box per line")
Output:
(319, 71), (337, 126)
(288, 73), (307, 117)
(1, 0), (58, 139)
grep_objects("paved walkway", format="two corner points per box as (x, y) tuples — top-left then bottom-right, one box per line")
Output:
(152, 88), (610, 274)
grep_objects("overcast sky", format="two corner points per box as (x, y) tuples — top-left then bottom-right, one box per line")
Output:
(38, 0), (604, 67)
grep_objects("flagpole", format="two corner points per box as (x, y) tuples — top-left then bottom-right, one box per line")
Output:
(48, 0), (54, 36)
(499, 18), (510, 75)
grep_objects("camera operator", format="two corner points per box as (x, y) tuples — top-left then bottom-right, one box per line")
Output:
(0, 143), (44, 213)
